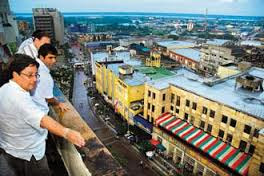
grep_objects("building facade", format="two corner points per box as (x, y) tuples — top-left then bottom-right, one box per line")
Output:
(0, 0), (19, 45)
(199, 45), (244, 76)
(33, 8), (64, 45)
(169, 48), (200, 71)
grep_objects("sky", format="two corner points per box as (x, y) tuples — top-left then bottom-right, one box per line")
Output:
(9, 0), (264, 16)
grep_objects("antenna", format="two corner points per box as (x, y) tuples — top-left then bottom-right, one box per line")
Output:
(205, 8), (208, 32)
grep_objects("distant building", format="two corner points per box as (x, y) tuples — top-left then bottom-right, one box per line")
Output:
(199, 45), (245, 76)
(18, 21), (29, 32)
(169, 48), (200, 71)
(187, 21), (194, 31)
(0, 0), (19, 45)
(155, 40), (196, 56)
(33, 8), (64, 45)
(119, 37), (155, 48)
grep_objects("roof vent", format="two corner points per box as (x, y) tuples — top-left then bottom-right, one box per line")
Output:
(119, 64), (134, 76)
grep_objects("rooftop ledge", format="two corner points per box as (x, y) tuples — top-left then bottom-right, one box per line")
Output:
(50, 85), (126, 176)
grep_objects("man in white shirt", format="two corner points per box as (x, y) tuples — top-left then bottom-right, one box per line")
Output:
(17, 30), (50, 59)
(32, 44), (67, 113)
(0, 54), (85, 176)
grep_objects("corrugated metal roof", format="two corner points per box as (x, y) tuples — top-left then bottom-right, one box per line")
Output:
(171, 48), (200, 62)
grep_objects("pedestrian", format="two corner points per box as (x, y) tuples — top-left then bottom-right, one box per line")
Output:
(31, 44), (68, 114)
(139, 160), (143, 167)
(17, 30), (50, 59)
(0, 54), (85, 176)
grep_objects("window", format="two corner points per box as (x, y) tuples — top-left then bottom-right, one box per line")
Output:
(222, 115), (228, 124)
(239, 140), (247, 152)
(259, 163), (264, 173)
(186, 99), (190, 107)
(218, 129), (224, 139)
(192, 102), (197, 110)
(162, 106), (165, 113)
(171, 93), (175, 103)
(176, 96), (180, 106)
(170, 105), (174, 111)
(248, 145), (255, 155)
(209, 110), (215, 118)
(148, 103), (150, 109)
(176, 108), (179, 114)
(230, 118), (237, 128)
(244, 125), (252, 134)
(184, 113), (189, 121)
(190, 116), (194, 124)
(148, 90), (151, 97)
(162, 94), (166, 101)
(253, 129), (259, 138)
(151, 117), (154, 124)
(147, 115), (150, 121)
(207, 124), (212, 133)
(202, 107), (207, 114)
(153, 93), (156, 99)
(226, 134), (233, 143)
(152, 105), (155, 112)
(200, 121), (205, 129)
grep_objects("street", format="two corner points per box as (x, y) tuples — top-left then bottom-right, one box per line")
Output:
(72, 69), (159, 176)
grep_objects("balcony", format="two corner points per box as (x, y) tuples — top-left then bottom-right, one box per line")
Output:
(49, 86), (126, 176)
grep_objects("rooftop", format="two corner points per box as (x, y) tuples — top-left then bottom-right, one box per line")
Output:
(171, 48), (200, 62)
(148, 67), (264, 119)
(241, 40), (262, 47)
(92, 51), (176, 86)
(156, 40), (196, 49)
(206, 39), (230, 46)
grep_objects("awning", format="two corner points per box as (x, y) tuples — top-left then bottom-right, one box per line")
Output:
(134, 116), (153, 134)
(156, 113), (251, 176)
(150, 139), (160, 146)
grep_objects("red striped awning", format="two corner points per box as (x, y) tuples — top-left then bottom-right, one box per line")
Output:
(156, 113), (251, 176)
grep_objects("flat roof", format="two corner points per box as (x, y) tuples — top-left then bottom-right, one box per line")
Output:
(171, 48), (200, 62)
(206, 39), (230, 46)
(156, 40), (196, 49)
(148, 67), (264, 119)
(92, 51), (175, 86)
(241, 40), (262, 46)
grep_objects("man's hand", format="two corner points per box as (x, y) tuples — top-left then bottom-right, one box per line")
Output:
(64, 128), (86, 148)
(57, 102), (70, 112)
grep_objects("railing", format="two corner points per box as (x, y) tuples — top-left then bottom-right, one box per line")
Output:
(50, 86), (126, 176)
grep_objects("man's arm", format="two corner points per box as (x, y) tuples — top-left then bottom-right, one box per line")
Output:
(46, 98), (69, 112)
(40, 115), (85, 147)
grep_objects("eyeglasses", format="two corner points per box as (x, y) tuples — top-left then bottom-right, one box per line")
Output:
(20, 72), (40, 79)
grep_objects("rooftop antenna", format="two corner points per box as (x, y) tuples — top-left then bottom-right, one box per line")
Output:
(204, 8), (208, 39)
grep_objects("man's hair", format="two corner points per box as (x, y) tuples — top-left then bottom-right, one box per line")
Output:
(32, 30), (50, 41)
(38, 44), (58, 58)
(32, 30), (43, 38)
(8, 54), (39, 80)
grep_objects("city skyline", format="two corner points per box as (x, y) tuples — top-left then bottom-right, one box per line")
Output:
(10, 0), (264, 17)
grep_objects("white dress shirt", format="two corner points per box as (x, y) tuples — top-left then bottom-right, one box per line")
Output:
(0, 80), (47, 161)
(31, 58), (54, 114)
(17, 41), (38, 59)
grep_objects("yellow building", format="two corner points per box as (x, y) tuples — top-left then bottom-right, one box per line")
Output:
(95, 62), (145, 121)
(144, 67), (264, 176)
(93, 51), (176, 130)
(146, 52), (161, 68)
